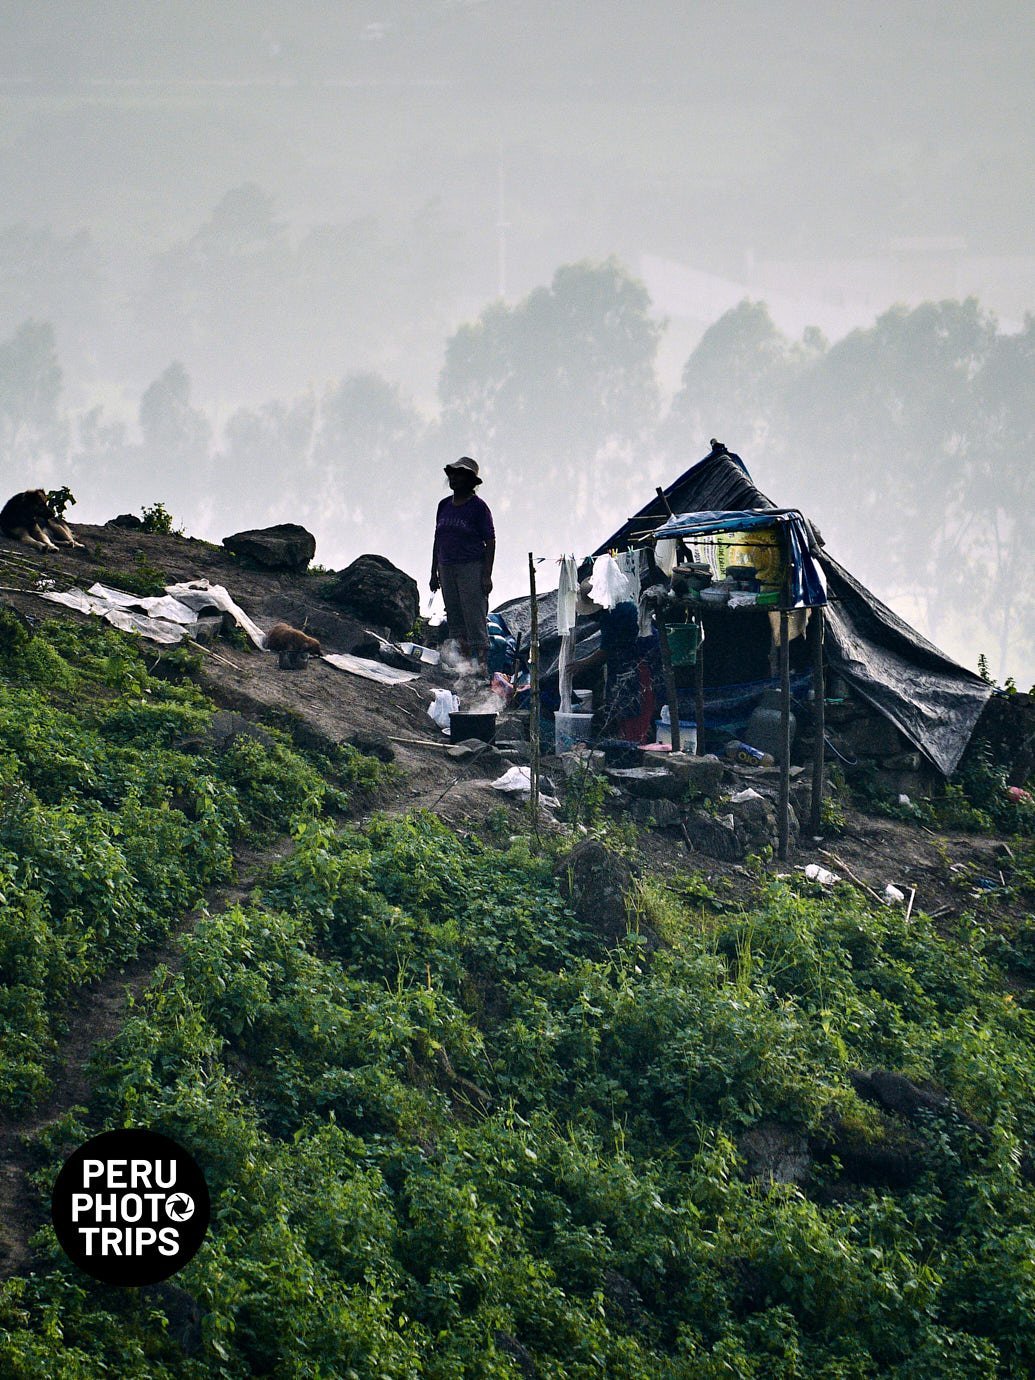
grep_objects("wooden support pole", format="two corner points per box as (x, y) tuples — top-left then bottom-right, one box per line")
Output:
(778, 608), (791, 861)
(810, 606), (826, 836)
(528, 553), (541, 850)
(657, 617), (681, 753)
(694, 618), (705, 755)
(655, 486), (691, 564)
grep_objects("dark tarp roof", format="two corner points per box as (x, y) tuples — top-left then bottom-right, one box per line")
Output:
(594, 442), (765, 553)
(819, 553), (992, 776)
(507, 443), (992, 775)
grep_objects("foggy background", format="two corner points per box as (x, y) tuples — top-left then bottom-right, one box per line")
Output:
(1, 1), (1033, 681)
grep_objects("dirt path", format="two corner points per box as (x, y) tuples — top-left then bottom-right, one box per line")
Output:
(0, 844), (290, 1282)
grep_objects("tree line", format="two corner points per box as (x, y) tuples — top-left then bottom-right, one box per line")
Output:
(1, 260), (1033, 683)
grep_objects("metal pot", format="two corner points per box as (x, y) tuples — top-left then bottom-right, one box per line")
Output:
(448, 711), (497, 744)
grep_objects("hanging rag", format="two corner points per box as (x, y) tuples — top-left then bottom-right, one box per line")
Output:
(556, 555), (578, 634)
(556, 553), (579, 711)
(558, 627), (576, 711)
(655, 539), (678, 577)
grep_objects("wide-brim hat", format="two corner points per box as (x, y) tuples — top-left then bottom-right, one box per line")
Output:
(576, 577), (603, 616)
(444, 456), (482, 485)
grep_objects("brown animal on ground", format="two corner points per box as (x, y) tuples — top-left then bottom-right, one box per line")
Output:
(0, 489), (84, 550)
(265, 621), (322, 669)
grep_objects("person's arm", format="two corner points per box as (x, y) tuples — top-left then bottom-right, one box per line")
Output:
(430, 511), (441, 592)
(481, 538), (495, 595)
(572, 645), (606, 674)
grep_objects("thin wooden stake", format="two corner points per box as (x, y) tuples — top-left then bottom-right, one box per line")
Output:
(810, 606), (826, 835)
(694, 618), (705, 755)
(657, 618), (681, 754)
(528, 552), (541, 851)
(778, 609), (791, 861)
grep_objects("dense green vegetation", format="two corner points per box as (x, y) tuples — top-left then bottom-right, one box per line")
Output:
(0, 612), (373, 1113)
(3, 615), (1035, 1376)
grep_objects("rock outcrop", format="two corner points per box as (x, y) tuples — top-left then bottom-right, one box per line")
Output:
(222, 524), (317, 572)
(324, 554), (419, 638)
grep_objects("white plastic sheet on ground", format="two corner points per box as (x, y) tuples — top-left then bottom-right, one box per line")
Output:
(40, 585), (194, 644)
(322, 652), (421, 684)
(40, 579), (269, 647)
(165, 580), (267, 647)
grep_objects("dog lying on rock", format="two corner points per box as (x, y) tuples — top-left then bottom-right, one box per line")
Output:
(0, 489), (84, 550)
(264, 622), (322, 669)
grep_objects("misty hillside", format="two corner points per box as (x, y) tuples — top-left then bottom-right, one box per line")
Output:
(2, 526), (1035, 1376)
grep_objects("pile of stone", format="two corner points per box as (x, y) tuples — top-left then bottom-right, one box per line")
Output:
(547, 745), (815, 860)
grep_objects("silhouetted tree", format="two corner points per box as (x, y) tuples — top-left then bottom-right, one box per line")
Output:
(308, 372), (429, 571)
(439, 259), (662, 578)
(138, 362), (212, 521)
(664, 300), (817, 456)
(217, 394), (317, 522)
(0, 319), (65, 472)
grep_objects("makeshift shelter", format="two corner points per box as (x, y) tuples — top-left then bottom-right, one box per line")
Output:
(499, 442), (992, 780)
(593, 441), (993, 778)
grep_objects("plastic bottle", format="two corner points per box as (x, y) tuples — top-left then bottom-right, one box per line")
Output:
(725, 739), (776, 769)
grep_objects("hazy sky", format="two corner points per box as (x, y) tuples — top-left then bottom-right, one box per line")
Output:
(1, 2), (1033, 675)
(2, 2), (1031, 290)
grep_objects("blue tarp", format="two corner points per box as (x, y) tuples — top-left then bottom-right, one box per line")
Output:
(651, 508), (828, 609)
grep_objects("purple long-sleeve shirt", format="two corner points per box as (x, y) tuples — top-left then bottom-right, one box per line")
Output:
(434, 494), (495, 566)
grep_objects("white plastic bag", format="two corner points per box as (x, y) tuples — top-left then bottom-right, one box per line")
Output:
(425, 590), (447, 627)
(428, 688), (459, 729)
(491, 766), (560, 808)
(492, 765), (533, 794)
(589, 555), (634, 610)
(804, 863), (838, 886)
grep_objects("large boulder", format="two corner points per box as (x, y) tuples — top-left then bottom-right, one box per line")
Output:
(664, 752), (726, 798)
(555, 839), (634, 946)
(738, 1120), (811, 1188)
(325, 554), (419, 638)
(683, 808), (744, 861)
(222, 523), (317, 572)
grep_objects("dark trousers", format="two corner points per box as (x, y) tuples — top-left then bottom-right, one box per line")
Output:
(440, 561), (489, 653)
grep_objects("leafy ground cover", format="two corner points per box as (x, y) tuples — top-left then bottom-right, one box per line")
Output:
(3, 614), (1035, 1376)
(0, 613), (376, 1114)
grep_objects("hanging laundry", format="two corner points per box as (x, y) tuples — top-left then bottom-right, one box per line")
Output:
(655, 539), (678, 577)
(556, 554), (578, 634)
(589, 554), (634, 609)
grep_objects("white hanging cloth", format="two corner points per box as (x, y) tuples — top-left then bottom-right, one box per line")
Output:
(556, 555), (578, 635)
(655, 539), (678, 577)
(589, 554), (634, 609)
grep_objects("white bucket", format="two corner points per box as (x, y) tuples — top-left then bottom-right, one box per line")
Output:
(555, 711), (594, 754)
(655, 720), (698, 752)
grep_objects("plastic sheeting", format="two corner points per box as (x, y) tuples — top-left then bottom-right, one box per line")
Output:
(40, 585), (192, 643)
(41, 579), (270, 647)
(821, 554), (991, 776)
(320, 652), (420, 684)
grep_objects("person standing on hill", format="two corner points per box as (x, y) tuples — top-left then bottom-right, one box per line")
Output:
(430, 456), (496, 672)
